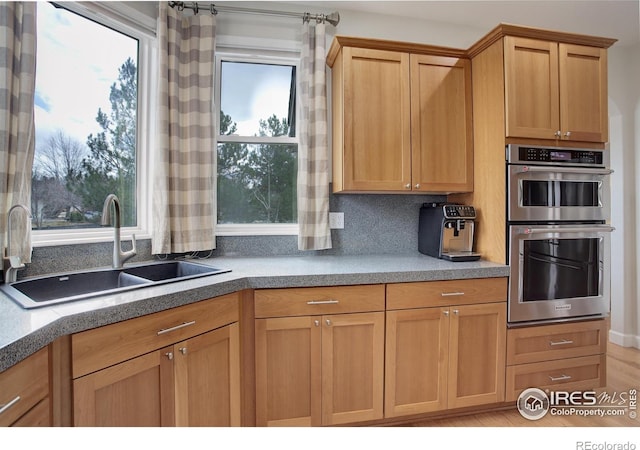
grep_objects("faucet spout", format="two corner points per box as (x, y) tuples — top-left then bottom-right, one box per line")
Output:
(101, 194), (136, 269)
(3, 204), (32, 283)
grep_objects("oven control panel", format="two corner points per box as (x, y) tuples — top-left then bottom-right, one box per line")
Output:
(507, 144), (607, 167)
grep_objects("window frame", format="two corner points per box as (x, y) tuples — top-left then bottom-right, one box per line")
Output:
(31, 2), (156, 247)
(214, 52), (300, 236)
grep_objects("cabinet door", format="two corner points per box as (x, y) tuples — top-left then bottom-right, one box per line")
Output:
(0, 347), (49, 426)
(322, 312), (384, 425)
(73, 347), (175, 426)
(448, 303), (506, 409)
(385, 308), (449, 417)
(410, 55), (473, 193)
(341, 47), (411, 191)
(174, 323), (240, 426)
(559, 43), (608, 142)
(255, 316), (322, 426)
(504, 36), (560, 140)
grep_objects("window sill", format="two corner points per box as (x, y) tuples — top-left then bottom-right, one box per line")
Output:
(216, 224), (298, 236)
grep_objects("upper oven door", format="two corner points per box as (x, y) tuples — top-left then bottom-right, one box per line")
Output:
(508, 165), (612, 222)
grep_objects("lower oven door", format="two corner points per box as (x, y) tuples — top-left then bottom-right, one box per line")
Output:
(508, 224), (614, 324)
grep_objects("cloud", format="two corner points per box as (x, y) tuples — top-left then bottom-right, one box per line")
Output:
(34, 91), (51, 113)
(35, 3), (137, 147)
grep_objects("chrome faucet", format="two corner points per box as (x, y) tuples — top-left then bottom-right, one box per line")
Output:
(3, 204), (32, 283)
(101, 194), (136, 269)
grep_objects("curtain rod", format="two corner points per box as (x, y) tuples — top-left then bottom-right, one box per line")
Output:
(168, 2), (340, 26)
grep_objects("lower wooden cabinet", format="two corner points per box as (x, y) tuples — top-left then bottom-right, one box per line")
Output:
(505, 319), (607, 401)
(385, 302), (506, 417)
(74, 322), (240, 426)
(385, 278), (508, 418)
(72, 294), (241, 427)
(73, 345), (174, 426)
(255, 312), (385, 426)
(0, 347), (51, 427)
(254, 285), (385, 426)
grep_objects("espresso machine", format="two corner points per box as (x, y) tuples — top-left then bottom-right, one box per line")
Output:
(418, 203), (481, 261)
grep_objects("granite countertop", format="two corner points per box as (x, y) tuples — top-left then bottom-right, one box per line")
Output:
(0, 254), (509, 372)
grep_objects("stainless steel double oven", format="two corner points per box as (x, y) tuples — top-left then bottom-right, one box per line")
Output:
(506, 144), (614, 325)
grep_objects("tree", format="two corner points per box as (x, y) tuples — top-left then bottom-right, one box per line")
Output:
(31, 129), (85, 227)
(217, 113), (297, 224)
(245, 115), (297, 223)
(73, 57), (137, 225)
(217, 111), (252, 223)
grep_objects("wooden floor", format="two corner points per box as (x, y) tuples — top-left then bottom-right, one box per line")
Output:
(408, 343), (640, 427)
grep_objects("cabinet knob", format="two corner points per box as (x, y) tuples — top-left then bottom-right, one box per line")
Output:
(179, 347), (187, 355)
(405, 183), (411, 189)
(325, 319), (332, 326)
(414, 184), (421, 189)
(443, 310), (449, 316)
(564, 131), (572, 138)
(453, 309), (459, 315)
(314, 320), (320, 327)
(555, 130), (562, 138)
(165, 352), (173, 360)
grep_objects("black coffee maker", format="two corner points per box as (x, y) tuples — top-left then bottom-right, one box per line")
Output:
(418, 202), (481, 261)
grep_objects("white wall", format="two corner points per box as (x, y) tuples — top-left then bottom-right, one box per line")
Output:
(608, 45), (640, 348)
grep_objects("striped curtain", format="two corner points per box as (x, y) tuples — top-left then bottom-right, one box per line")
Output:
(153, 3), (216, 254)
(297, 20), (332, 250)
(0, 2), (36, 265)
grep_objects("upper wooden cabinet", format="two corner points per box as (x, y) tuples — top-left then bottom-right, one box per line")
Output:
(469, 24), (616, 146)
(504, 36), (609, 142)
(327, 37), (473, 194)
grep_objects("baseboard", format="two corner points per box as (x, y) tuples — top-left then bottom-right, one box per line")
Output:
(609, 329), (640, 349)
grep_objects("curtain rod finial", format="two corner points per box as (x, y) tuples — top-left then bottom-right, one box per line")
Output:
(326, 11), (340, 26)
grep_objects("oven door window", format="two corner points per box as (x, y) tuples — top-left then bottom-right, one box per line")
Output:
(521, 180), (600, 207)
(522, 237), (600, 301)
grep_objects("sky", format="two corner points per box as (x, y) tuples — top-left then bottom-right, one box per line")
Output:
(34, 3), (294, 150)
(220, 61), (293, 136)
(34, 2), (137, 152)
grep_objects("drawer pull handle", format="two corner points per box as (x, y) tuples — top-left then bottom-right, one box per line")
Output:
(306, 299), (339, 305)
(549, 339), (574, 346)
(441, 292), (465, 297)
(157, 320), (196, 335)
(0, 396), (21, 415)
(549, 374), (572, 382)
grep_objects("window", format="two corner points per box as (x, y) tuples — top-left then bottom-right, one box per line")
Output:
(31, 2), (154, 246)
(216, 56), (298, 234)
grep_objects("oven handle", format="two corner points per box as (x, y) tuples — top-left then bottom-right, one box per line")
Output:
(515, 166), (614, 176)
(519, 225), (615, 235)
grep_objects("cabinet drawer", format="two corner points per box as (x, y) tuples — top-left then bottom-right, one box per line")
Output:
(386, 278), (507, 310)
(72, 293), (239, 378)
(507, 319), (607, 365)
(0, 347), (49, 427)
(255, 285), (385, 318)
(505, 354), (606, 402)
(10, 397), (51, 427)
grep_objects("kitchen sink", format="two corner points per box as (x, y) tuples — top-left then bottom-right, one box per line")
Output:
(0, 260), (230, 309)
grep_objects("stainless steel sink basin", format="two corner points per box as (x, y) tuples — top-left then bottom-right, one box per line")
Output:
(0, 261), (230, 309)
